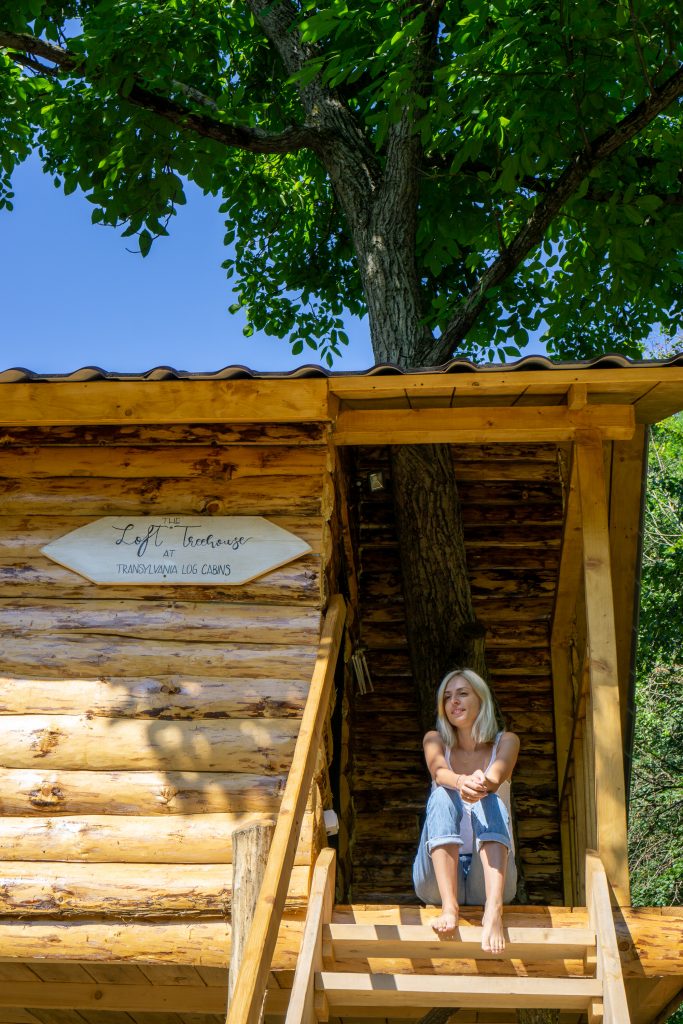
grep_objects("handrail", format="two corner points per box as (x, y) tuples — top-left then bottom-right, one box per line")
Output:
(285, 848), (336, 1024)
(226, 594), (346, 1024)
(585, 849), (631, 1024)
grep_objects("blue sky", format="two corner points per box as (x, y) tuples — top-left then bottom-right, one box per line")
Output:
(1, 154), (376, 375)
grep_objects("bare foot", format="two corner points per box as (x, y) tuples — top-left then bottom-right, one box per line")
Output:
(481, 902), (505, 953)
(431, 905), (459, 935)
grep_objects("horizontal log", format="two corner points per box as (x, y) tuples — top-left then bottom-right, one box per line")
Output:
(456, 482), (562, 505)
(0, 514), (323, 560)
(463, 525), (561, 548)
(0, 716), (300, 772)
(0, 421), (328, 446)
(467, 550), (560, 571)
(455, 443), (566, 462)
(0, 769), (286, 815)
(0, 812), (314, 865)
(473, 597), (555, 619)
(0, 599), (321, 644)
(0, 557), (322, 604)
(454, 461), (561, 482)
(0, 677), (310, 720)
(360, 548), (559, 573)
(460, 505), (563, 525)
(0, 861), (310, 917)
(0, 379), (330, 427)
(0, 916), (305, 967)
(0, 475), (322, 516)
(0, 636), (316, 680)
(0, 446), (326, 480)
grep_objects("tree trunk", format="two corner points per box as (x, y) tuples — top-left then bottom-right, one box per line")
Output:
(390, 443), (486, 732)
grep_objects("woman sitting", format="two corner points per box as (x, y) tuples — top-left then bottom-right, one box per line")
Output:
(412, 667), (519, 953)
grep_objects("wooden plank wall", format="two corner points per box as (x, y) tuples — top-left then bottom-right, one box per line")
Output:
(0, 421), (333, 1023)
(346, 444), (565, 906)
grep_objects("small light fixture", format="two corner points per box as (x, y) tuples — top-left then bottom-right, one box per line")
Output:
(368, 471), (385, 493)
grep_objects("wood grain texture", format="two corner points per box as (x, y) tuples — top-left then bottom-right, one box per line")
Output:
(0, 446), (326, 479)
(0, 598), (321, 643)
(0, 862), (310, 917)
(0, 380), (330, 426)
(576, 433), (630, 905)
(0, 715), (300, 772)
(0, 676), (310, 720)
(0, 768), (287, 815)
(0, 812), (313, 865)
(0, 636), (316, 680)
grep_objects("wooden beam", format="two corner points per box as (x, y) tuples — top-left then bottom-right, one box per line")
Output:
(586, 851), (631, 1023)
(568, 384), (588, 410)
(575, 433), (630, 905)
(0, 981), (289, 1014)
(333, 406), (635, 445)
(317, 974), (602, 1011)
(285, 848), (336, 1024)
(229, 821), (275, 1012)
(226, 596), (345, 1024)
(607, 426), (647, 745)
(328, 366), (683, 401)
(325, 923), (595, 960)
(0, 381), (330, 426)
(551, 451), (582, 803)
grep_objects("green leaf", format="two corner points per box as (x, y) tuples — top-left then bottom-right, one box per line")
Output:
(139, 230), (152, 257)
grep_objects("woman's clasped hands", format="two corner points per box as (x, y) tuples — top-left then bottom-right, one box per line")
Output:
(457, 768), (489, 804)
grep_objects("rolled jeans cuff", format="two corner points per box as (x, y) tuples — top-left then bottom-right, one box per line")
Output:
(427, 835), (464, 855)
(475, 830), (512, 853)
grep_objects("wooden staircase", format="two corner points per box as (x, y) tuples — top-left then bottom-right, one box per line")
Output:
(285, 848), (631, 1024)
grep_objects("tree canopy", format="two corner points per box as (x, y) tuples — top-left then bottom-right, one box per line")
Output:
(1, 0), (682, 366)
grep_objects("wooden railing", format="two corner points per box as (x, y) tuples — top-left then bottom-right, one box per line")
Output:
(585, 849), (631, 1023)
(226, 594), (346, 1024)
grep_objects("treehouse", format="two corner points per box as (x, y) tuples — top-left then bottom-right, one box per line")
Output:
(0, 355), (681, 1024)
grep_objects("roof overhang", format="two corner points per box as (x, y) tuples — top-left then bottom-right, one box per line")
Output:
(1, 360), (682, 430)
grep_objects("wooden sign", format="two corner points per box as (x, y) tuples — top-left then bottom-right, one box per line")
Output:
(41, 516), (312, 585)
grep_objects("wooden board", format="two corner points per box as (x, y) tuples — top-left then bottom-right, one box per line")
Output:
(0, 380), (330, 426)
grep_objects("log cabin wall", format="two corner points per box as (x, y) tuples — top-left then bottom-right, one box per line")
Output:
(345, 443), (566, 906)
(0, 420), (334, 926)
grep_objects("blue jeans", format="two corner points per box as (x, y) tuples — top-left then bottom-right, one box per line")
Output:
(413, 785), (518, 905)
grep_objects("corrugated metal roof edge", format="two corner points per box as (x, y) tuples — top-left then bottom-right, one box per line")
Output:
(1, 352), (683, 383)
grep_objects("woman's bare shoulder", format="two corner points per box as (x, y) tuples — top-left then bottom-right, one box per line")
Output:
(498, 731), (521, 752)
(423, 729), (444, 748)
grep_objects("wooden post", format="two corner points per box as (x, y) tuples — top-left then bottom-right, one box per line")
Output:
(228, 821), (275, 1016)
(575, 431), (630, 905)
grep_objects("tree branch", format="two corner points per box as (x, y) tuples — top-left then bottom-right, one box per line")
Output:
(0, 29), (322, 155)
(429, 63), (683, 366)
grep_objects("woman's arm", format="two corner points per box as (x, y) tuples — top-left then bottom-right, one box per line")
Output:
(480, 731), (520, 792)
(423, 731), (488, 802)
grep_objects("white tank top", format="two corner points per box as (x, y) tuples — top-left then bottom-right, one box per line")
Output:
(436, 732), (514, 856)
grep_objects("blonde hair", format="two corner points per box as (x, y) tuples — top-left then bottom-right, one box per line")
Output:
(435, 668), (498, 748)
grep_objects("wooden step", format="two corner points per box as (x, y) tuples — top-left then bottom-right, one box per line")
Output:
(325, 922), (596, 960)
(317, 972), (602, 1012)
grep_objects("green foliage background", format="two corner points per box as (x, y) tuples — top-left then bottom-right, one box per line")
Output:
(629, 411), (683, 1023)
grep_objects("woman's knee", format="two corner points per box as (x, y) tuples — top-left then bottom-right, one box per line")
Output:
(427, 784), (462, 820)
